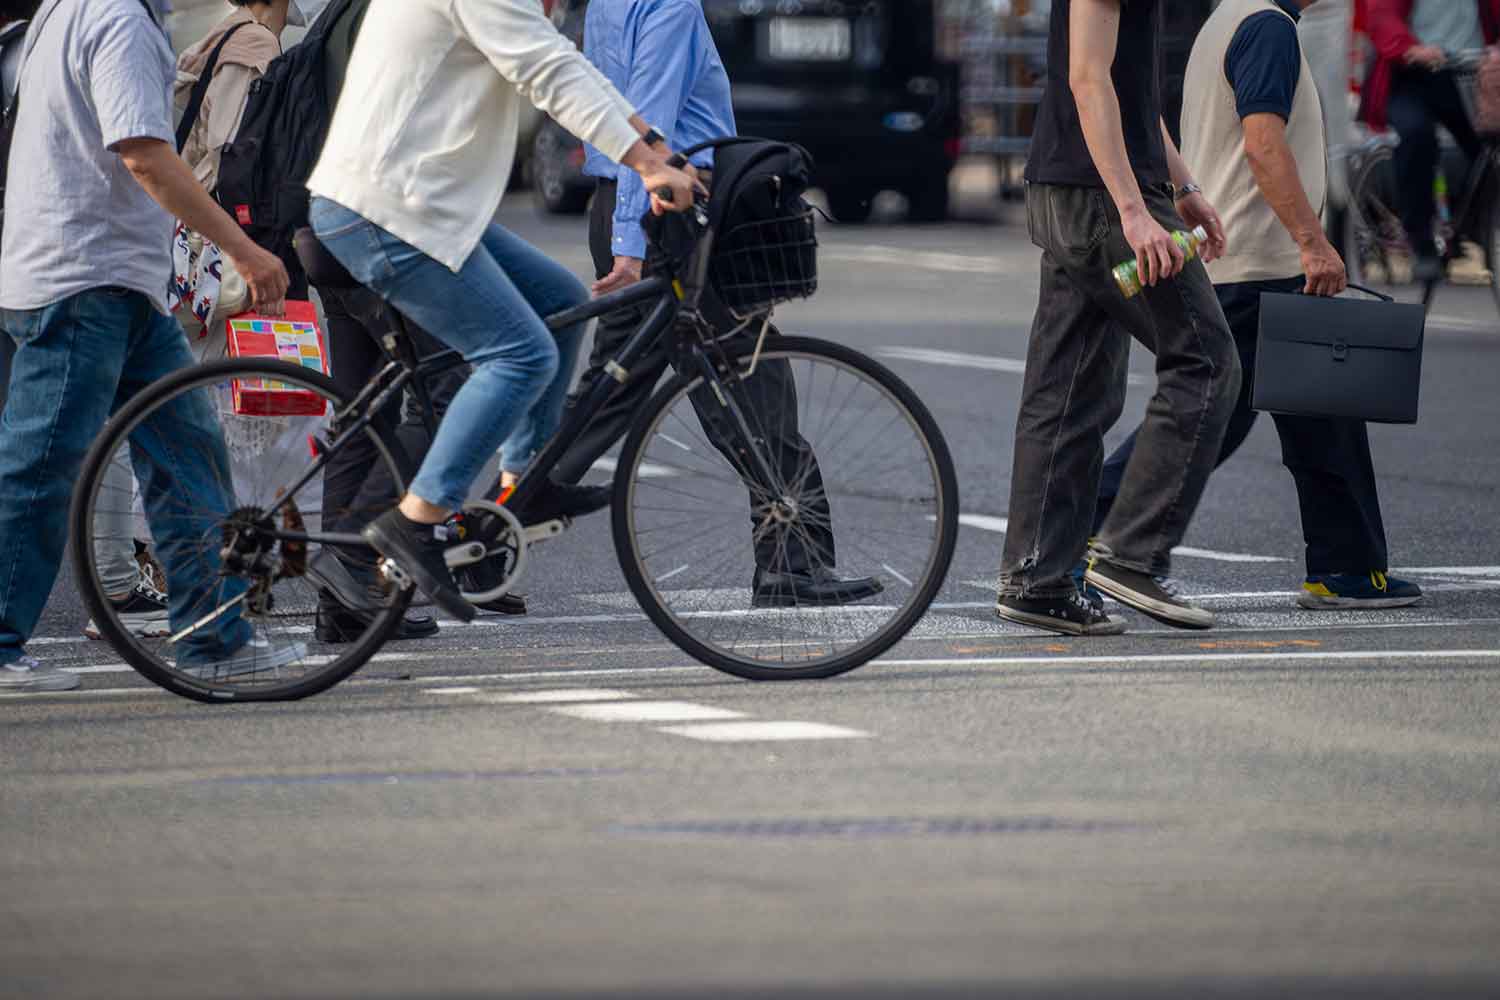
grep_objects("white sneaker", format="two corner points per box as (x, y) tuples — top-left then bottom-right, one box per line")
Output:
(179, 633), (308, 681)
(0, 654), (81, 693)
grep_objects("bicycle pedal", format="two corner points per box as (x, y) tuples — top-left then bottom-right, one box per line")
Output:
(523, 519), (568, 545)
(378, 557), (414, 591)
(443, 541), (488, 570)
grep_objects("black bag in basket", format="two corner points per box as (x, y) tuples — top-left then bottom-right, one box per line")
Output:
(652, 137), (819, 317)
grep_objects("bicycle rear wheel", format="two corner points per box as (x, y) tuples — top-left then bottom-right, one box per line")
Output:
(611, 335), (959, 681)
(69, 359), (412, 702)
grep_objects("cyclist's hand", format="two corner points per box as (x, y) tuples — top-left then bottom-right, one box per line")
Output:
(592, 255), (643, 297)
(1404, 44), (1446, 69)
(227, 242), (290, 316)
(643, 162), (700, 215)
(1175, 190), (1228, 263)
(1122, 204), (1185, 287)
(1300, 237), (1347, 297)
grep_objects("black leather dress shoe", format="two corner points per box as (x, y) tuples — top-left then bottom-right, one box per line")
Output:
(473, 592), (527, 616)
(751, 568), (885, 608)
(315, 606), (440, 644)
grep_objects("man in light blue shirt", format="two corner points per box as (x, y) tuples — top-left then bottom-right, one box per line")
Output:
(553, 0), (881, 608)
(581, 0), (735, 281)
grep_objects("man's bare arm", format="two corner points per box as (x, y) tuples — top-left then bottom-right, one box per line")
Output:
(1242, 112), (1344, 296)
(116, 137), (290, 312)
(1069, 0), (1182, 286)
(1159, 119), (1226, 262)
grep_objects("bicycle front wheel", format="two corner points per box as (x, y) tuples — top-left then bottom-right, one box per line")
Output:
(69, 359), (413, 702)
(611, 335), (959, 680)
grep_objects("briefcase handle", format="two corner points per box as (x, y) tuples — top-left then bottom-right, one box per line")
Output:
(1343, 282), (1395, 302)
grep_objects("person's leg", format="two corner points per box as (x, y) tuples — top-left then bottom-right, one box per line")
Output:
(94, 447), (143, 598)
(999, 185), (1133, 602)
(1093, 186), (1241, 581)
(318, 284), (403, 551)
(472, 223), (588, 483)
(0, 292), (147, 668)
(114, 302), (254, 665)
(1273, 411), (1390, 576)
(1387, 73), (1442, 258)
(550, 180), (669, 486)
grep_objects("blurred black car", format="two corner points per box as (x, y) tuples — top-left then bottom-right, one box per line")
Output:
(530, 0), (960, 223)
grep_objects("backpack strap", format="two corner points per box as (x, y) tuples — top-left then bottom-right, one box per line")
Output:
(175, 21), (253, 154)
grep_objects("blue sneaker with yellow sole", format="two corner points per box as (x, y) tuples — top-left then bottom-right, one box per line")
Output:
(1297, 571), (1423, 610)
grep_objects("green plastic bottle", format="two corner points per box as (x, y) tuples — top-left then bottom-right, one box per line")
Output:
(1112, 225), (1210, 298)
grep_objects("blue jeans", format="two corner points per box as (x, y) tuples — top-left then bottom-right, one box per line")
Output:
(0, 288), (252, 667)
(309, 199), (587, 510)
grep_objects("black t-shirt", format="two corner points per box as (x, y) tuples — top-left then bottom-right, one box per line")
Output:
(1024, 0), (1170, 189)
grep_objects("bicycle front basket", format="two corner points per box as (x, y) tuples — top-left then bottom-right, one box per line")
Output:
(710, 206), (819, 317)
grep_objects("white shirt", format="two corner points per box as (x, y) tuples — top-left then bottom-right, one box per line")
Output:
(308, 0), (641, 273)
(0, 0), (177, 312)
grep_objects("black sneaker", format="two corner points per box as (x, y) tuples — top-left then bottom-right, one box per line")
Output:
(84, 576), (169, 640)
(1085, 559), (1214, 630)
(995, 591), (1127, 636)
(509, 479), (611, 526)
(362, 509), (476, 623)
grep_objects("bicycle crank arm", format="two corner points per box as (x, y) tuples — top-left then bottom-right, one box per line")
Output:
(444, 541), (488, 569)
(524, 519), (568, 545)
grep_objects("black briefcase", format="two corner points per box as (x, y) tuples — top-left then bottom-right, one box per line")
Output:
(1252, 283), (1426, 425)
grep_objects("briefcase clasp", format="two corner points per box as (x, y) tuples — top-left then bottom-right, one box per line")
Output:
(1331, 339), (1349, 362)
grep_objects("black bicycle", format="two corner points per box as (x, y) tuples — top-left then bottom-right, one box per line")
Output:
(70, 186), (959, 701)
(1347, 49), (1500, 311)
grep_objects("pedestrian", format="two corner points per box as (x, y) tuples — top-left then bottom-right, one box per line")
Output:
(994, 0), (1241, 637)
(1358, 0), (1500, 282)
(539, 0), (881, 608)
(0, 0), (293, 693)
(1092, 0), (1423, 612)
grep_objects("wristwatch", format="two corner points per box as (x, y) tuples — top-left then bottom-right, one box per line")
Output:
(642, 127), (666, 149)
(1176, 182), (1203, 200)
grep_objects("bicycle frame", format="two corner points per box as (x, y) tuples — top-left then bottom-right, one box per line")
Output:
(272, 273), (696, 551)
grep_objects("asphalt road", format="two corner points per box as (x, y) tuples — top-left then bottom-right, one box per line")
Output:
(4, 201), (1499, 998)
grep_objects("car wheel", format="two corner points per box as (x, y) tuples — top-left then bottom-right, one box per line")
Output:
(532, 124), (591, 216)
(827, 189), (876, 225)
(906, 174), (951, 224)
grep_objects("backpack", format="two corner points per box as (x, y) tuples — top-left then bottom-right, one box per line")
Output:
(674, 137), (819, 318)
(213, 0), (355, 266)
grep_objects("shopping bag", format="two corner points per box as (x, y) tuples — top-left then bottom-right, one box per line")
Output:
(224, 301), (330, 417)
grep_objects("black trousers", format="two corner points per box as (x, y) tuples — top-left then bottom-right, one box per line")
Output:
(1095, 277), (1389, 575)
(318, 284), (467, 587)
(1387, 67), (1483, 257)
(999, 182), (1240, 598)
(553, 179), (835, 574)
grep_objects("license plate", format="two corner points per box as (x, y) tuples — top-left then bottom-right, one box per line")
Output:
(766, 17), (852, 62)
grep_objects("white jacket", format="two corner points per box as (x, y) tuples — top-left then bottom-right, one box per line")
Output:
(307, 0), (639, 272)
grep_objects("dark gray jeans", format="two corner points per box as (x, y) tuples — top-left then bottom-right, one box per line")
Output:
(999, 182), (1240, 598)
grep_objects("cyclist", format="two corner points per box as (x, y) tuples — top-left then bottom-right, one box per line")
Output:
(1358, 0), (1500, 281)
(306, 0), (699, 622)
